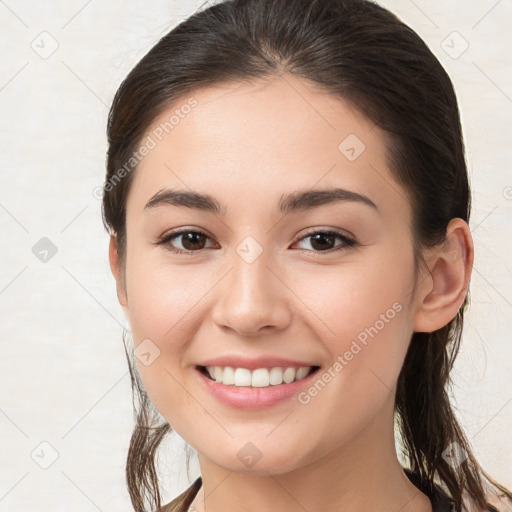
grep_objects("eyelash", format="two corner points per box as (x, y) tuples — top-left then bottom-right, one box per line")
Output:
(156, 228), (357, 255)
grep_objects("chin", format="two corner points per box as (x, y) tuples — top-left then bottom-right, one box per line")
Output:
(197, 438), (313, 476)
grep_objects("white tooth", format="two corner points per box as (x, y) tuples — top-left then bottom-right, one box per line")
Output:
(269, 367), (284, 385)
(234, 368), (252, 386)
(283, 367), (296, 384)
(222, 366), (235, 385)
(251, 368), (270, 387)
(295, 366), (310, 381)
(214, 366), (223, 383)
(207, 365), (312, 386)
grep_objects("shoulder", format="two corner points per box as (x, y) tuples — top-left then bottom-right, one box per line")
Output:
(157, 477), (202, 512)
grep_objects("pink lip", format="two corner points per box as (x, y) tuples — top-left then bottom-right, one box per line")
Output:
(194, 366), (320, 409)
(197, 355), (318, 370)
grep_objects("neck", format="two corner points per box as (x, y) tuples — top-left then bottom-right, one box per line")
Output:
(189, 399), (432, 512)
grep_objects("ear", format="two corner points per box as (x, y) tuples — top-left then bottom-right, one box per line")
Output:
(109, 235), (128, 309)
(413, 218), (474, 333)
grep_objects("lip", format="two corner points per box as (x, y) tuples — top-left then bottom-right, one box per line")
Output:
(198, 355), (319, 370)
(194, 365), (321, 409)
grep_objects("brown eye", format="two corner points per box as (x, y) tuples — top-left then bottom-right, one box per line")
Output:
(158, 229), (217, 254)
(294, 230), (356, 253)
(179, 231), (208, 251)
(309, 232), (337, 251)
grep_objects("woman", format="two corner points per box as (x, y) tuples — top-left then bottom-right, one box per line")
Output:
(102, 0), (512, 511)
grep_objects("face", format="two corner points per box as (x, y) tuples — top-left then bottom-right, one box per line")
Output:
(113, 74), (426, 475)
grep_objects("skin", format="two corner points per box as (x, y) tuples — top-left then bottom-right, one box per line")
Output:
(109, 73), (473, 512)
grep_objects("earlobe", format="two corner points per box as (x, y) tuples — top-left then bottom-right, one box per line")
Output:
(413, 218), (474, 333)
(108, 235), (128, 308)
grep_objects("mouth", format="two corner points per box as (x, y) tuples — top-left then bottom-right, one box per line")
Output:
(196, 364), (321, 388)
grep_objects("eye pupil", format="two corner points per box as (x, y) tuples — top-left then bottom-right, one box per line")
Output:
(310, 233), (335, 251)
(182, 232), (206, 250)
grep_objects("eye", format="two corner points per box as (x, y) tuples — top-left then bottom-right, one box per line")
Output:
(157, 228), (218, 254)
(292, 229), (357, 253)
(157, 228), (357, 255)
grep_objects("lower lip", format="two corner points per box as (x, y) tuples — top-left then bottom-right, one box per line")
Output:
(194, 367), (320, 409)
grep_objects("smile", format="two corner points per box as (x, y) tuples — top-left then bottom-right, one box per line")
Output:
(198, 365), (320, 387)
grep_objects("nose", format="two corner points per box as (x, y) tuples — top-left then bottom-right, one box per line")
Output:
(210, 248), (292, 336)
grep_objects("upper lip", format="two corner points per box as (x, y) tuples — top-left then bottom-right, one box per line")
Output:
(197, 356), (320, 370)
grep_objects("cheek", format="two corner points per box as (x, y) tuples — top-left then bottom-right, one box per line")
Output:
(292, 266), (414, 454)
(124, 250), (209, 340)
(293, 248), (414, 344)
(290, 245), (416, 412)
(123, 248), (221, 415)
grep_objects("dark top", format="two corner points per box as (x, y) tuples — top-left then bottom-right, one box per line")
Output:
(159, 470), (457, 512)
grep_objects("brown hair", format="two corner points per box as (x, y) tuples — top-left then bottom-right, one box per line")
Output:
(102, 0), (512, 510)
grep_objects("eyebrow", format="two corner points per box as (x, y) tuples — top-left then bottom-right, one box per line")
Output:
(144, 187), (379, 215)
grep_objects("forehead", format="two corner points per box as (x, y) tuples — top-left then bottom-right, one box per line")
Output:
(129, 74), (410, 221)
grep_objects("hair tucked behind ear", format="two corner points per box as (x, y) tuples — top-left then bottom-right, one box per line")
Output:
(103, 1), (512, 510)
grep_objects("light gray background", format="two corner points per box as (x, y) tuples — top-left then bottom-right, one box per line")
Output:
(1, 0), (511, 510)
